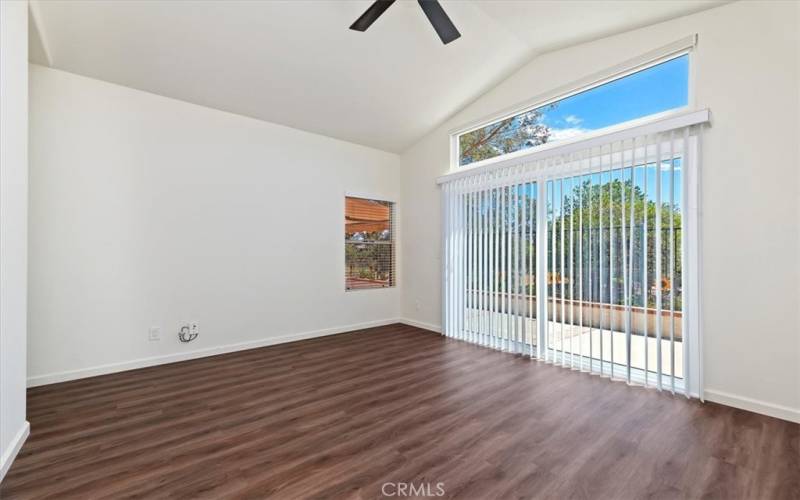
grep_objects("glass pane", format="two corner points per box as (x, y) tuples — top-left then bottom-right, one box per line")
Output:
(458, 55), (689, 167)
(463, 183), (537, 346)
(345, 197), (394, 289)
(544, 152), (684, 382)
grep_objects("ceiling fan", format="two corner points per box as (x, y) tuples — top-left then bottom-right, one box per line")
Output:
(349, 0), (461, 45)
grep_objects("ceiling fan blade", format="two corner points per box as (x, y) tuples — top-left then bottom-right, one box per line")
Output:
(350, 0), (397, 32)
(417, 0), (460, 44)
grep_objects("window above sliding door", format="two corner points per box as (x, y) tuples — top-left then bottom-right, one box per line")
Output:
(454, 52), (691, 169)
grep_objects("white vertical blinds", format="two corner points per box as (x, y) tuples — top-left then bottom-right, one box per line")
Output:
(441, 114), (706, 397)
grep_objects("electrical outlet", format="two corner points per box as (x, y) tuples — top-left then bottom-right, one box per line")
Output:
(148, 326), (161, 341)
(415, 300), (422, 311)
(190, 321), (199, 337)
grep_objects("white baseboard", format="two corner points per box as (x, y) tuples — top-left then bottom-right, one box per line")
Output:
(400, 318), (441, 333)
(27, 318), (402, 387)
(0, 421), (30, 483)
(704, 389), (800, 424)
(26, 317), (798, 425)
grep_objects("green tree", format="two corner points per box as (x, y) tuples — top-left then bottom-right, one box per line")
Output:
(459, 107), (554, 165)
(551, 174), (682, 309)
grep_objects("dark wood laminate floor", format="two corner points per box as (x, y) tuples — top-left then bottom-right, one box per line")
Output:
(2, 324), (798, 499)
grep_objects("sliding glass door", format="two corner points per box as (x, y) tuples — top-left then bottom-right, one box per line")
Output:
(544, 144), (683, 390)
(442, 124), (701, 397)
(444, 176), (538, 353)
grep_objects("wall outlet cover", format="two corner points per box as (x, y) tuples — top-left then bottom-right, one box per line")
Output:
(148, 326), (161, 341)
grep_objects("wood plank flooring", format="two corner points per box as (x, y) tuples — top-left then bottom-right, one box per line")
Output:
(2, 324), (798, 499)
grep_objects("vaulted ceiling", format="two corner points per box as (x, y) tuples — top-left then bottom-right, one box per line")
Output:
(28, 0), (726, 153)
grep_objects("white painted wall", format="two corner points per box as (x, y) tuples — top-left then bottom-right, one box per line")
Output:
(28, 65), (402, 385)
(400, 1), (800, 421)
(0, 0), (30, 481)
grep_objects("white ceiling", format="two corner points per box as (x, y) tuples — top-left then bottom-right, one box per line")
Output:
(29, 0), (726, 153)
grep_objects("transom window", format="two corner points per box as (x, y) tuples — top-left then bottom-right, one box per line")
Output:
(456, 54), (689, 168)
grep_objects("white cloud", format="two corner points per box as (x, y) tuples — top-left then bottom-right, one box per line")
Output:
(564, 115), (583, 125)
(548, 127), (588, 141)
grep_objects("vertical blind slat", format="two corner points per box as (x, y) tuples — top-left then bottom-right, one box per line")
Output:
(681, 126), (690, 397)
(500, 182), (509, 350)
(655, 132), (663, 390)
(483, 181), (488, 343)
(642, 134), (650, 387)
(536, 178), (547, 360)
(559, 174), (565, 366)
(623, 139), (631, 384)
(597, 148), (606, 375)
(521, 180), (527, 349)
(550, 169), (556, 363)
(588, 152), (594, 369)
(577, 155), (584, 370)
(609, 141), (615, 379)
(627, 138), (637, 385)
(669, 131), (676, 395)
(568, 171), (574, 369)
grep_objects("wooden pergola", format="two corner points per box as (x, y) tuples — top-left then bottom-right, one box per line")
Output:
(345, 197), (390, 234)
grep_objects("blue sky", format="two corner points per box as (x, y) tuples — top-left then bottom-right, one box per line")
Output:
(541, 55), (689, 138)
(541, 55), (688, 207)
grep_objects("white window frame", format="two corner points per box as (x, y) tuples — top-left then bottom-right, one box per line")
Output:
(344, 192), (398, 292)
(449, 35), (698, 172)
